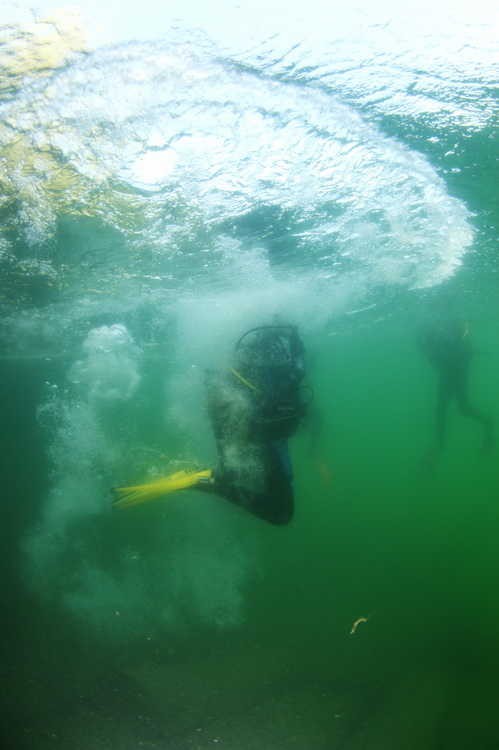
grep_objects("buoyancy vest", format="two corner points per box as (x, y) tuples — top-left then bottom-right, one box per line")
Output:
(230, 325), (310, 439)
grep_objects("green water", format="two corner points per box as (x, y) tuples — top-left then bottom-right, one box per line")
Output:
(2, 313), (498, 749)
(2, 2), (499, 748)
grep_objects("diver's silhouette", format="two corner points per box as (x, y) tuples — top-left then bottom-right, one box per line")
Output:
(418, 319), (493, 469)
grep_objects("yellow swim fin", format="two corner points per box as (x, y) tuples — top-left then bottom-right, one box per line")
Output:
(111, 468), (212, 509)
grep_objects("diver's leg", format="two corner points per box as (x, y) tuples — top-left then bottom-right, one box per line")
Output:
(196, 440), (294, 525)
(454, 377), (493, 454)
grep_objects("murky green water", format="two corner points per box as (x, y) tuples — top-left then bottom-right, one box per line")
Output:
(1, 2), (498, 748)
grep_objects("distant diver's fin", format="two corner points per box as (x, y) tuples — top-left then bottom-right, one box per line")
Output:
(111, 468), (213, 509)
(315, 458), (332, 489)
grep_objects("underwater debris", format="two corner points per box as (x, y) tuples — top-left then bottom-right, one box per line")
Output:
(350, 616), (370, 635)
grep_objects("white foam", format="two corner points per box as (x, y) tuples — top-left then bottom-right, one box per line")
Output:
(69, 324), (141, 401)
(24, 322), (255, 637)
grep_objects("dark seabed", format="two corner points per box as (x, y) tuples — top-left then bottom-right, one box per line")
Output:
(1, 2), (499, 748)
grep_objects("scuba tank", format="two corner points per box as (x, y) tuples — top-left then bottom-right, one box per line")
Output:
(230, 325), (312, 439)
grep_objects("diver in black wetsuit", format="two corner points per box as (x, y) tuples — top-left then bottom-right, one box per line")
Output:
(112, 325), (311, 523)
(199, 325), (308, 525)
(418, 318), (493, 461)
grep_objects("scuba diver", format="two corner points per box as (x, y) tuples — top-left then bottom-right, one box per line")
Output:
(112, 325), (311, 525)
(418, 318), (493, 466)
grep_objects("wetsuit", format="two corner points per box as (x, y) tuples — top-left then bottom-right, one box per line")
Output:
(197, 327), (306, 525)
